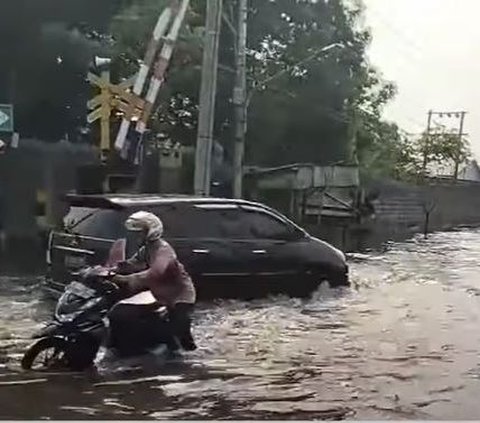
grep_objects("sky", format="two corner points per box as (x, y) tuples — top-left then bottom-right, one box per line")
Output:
(364, 0), (480, 158)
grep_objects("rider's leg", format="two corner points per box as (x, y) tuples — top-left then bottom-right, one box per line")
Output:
(168, 303), (197, 351)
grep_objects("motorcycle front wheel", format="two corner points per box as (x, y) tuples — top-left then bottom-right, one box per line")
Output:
(21, 335), (99, 371)
(21, 337), (71, 371)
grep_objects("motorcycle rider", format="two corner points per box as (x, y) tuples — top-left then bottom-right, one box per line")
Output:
(111, 211), (197, 352)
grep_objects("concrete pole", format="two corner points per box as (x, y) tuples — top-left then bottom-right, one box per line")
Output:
(232, 0), (248, 199)
(100, 70), (111, 160)
(194, 0), (223, 196)
(454, 111), (466, 180)
(422, 110), (433, 174)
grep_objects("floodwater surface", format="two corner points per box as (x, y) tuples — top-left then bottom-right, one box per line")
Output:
(1, 230), (480, 419)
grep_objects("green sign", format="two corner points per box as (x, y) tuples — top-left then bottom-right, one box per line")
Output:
(0, 104), (14, 133)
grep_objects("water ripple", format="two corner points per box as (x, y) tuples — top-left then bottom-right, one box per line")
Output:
(3, 229), (480, 418)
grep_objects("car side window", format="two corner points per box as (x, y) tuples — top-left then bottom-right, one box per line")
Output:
(148, 204), (300, 241)
(217, 209), (251, 239)
(241, 208), (295, 240)
(151, 205), (224, 238)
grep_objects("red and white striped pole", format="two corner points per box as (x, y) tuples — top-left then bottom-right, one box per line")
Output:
(135, 0), (190, 135)
(114, 3), (175, 152)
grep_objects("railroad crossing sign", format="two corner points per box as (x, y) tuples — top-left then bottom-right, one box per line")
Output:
(0, 104), (14, 133)
(86, 0), (190, 161)
(87, 72), (140, 152)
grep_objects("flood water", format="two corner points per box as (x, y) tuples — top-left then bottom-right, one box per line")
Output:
(2, 229), (480, 419)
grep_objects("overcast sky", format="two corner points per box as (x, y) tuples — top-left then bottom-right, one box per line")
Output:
(364, 0), (480, 158)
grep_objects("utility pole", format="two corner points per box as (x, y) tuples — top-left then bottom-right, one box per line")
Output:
(229, 42), (342, 197)
(194, 0), (223, 196)
(347, 100), (359, 165)
(423, 110), (468, 179)
(454, 111), (467, 180)
(232, 0), (248, 199)
(422, 110), (433, 174)
(100, 68), (111, 157)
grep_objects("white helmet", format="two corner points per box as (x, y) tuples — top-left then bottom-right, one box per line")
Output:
(125, 211), (163, 241)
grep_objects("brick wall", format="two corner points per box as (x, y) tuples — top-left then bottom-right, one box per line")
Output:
(366, 179), (480, 234)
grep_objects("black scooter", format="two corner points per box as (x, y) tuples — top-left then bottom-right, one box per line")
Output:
(22, 243), (173, 371)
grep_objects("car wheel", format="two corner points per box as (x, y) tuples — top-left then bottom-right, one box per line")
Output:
(328, 269), (349, 287)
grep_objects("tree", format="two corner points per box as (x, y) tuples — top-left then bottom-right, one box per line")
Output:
(0, 0), (399, 176)
(0, 0), (119, 141)
(366, 125), (473, 182)
(244, 0), (377, 165)
(110, 0), (398, 169)
(110, 0), (204, 146)
(419, 127), (471, 178)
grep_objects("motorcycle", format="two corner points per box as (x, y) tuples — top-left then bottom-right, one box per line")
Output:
(21, 240), (173, 371)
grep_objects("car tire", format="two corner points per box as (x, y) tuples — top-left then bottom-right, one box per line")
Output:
(328, 270), (349, 287)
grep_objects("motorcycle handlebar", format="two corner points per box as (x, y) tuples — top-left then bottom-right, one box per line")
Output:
(100, 279), (120, 292)
(77, 266), (119, 290)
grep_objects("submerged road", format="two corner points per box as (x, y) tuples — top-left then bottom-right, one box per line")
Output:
(1, 229), (480, 419)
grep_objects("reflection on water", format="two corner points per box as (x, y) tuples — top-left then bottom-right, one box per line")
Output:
(2, 230), (480, 419)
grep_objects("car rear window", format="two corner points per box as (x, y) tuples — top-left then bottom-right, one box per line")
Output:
(64, 207), (126, 239)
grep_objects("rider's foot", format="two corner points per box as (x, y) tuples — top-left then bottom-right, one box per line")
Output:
(166, 337), (180, 353)
(180, 336), (197, 351)
(166, 348), (182, 359)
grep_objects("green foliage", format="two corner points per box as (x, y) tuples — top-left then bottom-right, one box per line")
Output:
(110, 0), (204, 145)
(364, 125), (472, 182)
(418, 128), (471, 171)
(110, 0), (398, 168)
(1, 0), (401, 180)
(0, 0), (117, 141)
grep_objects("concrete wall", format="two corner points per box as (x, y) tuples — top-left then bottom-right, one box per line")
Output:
(366, 179), (480, 234)
(0, 139), (97, 271)
(303, 178), (480, 253)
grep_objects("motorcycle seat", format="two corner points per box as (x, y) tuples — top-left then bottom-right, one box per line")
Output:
(118, 291), (157, 306)
(117, 292), (168, 317)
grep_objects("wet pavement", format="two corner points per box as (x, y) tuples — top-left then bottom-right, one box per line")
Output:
(2, 229), (480, 419)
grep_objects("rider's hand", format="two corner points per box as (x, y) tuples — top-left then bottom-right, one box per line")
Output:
(110, 274), (125, 285)
(115, 261), (131, 275)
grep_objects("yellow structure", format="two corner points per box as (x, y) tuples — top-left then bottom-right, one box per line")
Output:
(87, 72), (141, 153)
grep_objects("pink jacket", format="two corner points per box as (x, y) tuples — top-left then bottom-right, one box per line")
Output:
(115, 240), (196, 306)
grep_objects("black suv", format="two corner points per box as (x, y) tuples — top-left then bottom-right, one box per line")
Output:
(45, 194), (349, 299)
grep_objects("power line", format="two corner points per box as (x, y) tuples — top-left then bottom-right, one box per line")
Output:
(423, 110), (468, 178)
(368, 7), (427, 60)
(368, 5), (469, 114)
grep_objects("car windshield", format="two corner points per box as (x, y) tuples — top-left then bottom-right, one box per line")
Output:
(63, 207), (126, 239)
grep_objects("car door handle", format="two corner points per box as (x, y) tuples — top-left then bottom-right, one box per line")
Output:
(252, 249), (267, 254)
(193, 249), (210, 254)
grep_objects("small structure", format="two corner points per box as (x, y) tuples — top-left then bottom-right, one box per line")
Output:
(458, 160), (480, 182)
(244, 163), (361, 224)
